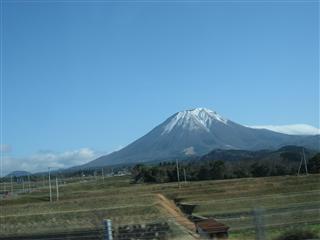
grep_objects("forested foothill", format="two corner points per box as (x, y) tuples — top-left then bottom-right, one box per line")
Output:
(132, 146), (320, 183)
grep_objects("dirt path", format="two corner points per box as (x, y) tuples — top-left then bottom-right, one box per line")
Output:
(156, 193), (199, 239)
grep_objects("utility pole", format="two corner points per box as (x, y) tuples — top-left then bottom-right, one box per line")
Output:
(43, 175), (46, 188)
(102, 168), (105, 182)
(176, 159), (181, 188)
(303, 148), (308, 175)
(183, 168), (187, 183)
(28, 175), (31, 192)
(48, 168), (52, 202)
(55, 177), (59, 201)
(253, 208), (266, 240)
(298, 148), (308, 175)
(298, 156), (302, 175)
(10, 176), (13, 194)
(3, 178), (6, 192)
(22, 178), (25, 192)
(59, 174), (64, 186)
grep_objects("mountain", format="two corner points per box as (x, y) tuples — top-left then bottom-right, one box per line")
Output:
(83, 108), (320, 168)
(6, 171), (31, 177)
(200, 145), (318, 163)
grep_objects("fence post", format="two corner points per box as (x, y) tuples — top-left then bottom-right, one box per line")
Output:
(103, 219), (113, 240)
(253, 208), (266, 240)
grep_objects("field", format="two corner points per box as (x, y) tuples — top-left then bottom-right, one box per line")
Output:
(1, 174), (319, 239)
(166, 174), (320, 239)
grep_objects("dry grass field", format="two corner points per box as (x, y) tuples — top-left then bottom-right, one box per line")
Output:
(164, 174), (320, 239)
(1, 174), (319, 240)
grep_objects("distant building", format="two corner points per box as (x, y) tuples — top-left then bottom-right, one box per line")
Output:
(195, 218), (229, 239)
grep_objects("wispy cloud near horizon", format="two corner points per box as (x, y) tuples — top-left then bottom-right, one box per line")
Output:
(249, 124), (320, 136)
(1, 148), (105, 176)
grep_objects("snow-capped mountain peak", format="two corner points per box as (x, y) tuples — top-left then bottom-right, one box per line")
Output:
(190, 108), (228, 123)
(85, 108), (320, 168)
(162, 108), (228, 134)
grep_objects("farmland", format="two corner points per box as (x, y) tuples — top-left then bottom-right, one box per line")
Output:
(0, 174), (319, 239)
(168, 174), (320, 239)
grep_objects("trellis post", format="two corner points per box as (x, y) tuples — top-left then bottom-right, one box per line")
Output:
(103, 219), (113, 240)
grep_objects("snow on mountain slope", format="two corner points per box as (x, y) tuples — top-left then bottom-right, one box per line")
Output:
(162, 108), (228, 134)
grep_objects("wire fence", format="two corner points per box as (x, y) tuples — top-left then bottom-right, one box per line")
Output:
(1, 215), (320, 240)
(0, 229), (104, 240)
(0, 223), (171, 240)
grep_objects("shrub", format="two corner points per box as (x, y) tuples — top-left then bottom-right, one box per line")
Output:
(275, 229), (318, 240)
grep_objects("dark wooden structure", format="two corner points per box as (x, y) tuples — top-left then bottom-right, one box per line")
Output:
(195, 218), (229, 239)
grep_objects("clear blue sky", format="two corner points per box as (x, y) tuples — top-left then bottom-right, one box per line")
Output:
(2, 1), (319, 163)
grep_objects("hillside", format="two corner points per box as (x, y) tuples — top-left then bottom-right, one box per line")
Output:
(6, 171), (31, 177)
(200, 145), (318, 162)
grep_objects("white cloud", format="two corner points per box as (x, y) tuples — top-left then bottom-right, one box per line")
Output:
(1, 148), (103, 176)
(183, 146), (196, 156)
(249, 124), (320, 135)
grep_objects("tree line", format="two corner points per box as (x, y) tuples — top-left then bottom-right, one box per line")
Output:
(131, 153), (320, 183)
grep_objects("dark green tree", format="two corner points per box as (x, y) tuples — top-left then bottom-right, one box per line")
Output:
(251, 162), (270, 177)
(210, 160), (226, 180)
(308, 153), (320, 174)
(197, 166), (211, 180)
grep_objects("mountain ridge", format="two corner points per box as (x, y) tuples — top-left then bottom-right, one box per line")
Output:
(82, 108), (320, 168)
